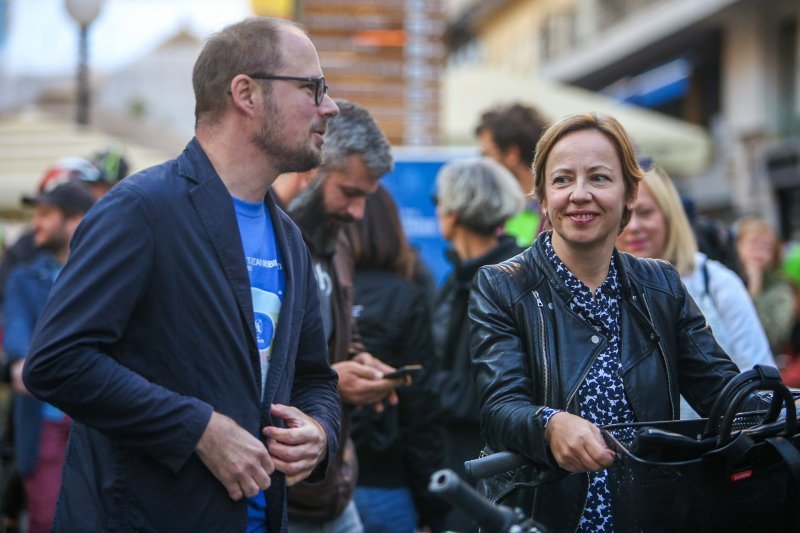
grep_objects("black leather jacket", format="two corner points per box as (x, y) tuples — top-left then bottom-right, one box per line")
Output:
(469, 233), (749, 532)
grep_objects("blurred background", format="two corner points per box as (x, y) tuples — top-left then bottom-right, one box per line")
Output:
(0, 0), (798, 282)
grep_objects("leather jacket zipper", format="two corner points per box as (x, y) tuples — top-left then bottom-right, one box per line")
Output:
(640, 291), (676, 416)
(530, 290), (546, 522)
(532, 290), (549, 402)
(565, 346), (602, 410)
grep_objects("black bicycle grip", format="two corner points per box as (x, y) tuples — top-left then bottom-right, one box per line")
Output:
(428, 469), (516, 532)
(463, 451), (529, 480)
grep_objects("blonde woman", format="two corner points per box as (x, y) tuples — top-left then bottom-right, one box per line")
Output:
(617, 168), (774, 418)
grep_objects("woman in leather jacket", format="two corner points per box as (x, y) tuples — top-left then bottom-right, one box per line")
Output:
(469, 113), (747, 532)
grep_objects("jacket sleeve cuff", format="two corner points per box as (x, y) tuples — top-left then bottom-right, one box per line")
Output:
(162, 400), (214, 473)
(541, 407), (561, 428)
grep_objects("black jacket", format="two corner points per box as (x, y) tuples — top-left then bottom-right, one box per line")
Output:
(469, 233), (752, 532)
(430, 235), (523, 429)
(429, 235), (522, 532)
(350, 267), (446, 528)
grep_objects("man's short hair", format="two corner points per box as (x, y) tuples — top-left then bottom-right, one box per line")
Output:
(192, 17), (304, 126)
(475, 103), (548, 168)
(320, 100), (394, 180)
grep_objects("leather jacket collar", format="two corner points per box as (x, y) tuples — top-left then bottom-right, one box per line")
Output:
(530, 231), (639, 306)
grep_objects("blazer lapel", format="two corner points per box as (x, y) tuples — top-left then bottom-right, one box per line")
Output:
(185, 161), (258, 359)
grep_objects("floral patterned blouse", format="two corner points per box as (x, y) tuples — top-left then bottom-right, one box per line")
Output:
(541, 233), (635, 531)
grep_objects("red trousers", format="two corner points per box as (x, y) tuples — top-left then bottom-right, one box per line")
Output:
(22, 418), (70, 533)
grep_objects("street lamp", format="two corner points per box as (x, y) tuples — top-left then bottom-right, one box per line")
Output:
(65, 0), (105, 126)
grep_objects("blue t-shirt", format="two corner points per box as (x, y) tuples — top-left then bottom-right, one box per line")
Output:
(233, 196), (284, 533)
(43, 261), (65, 421)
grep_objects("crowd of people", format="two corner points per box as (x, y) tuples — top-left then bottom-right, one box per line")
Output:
(0, 14), (798, 533)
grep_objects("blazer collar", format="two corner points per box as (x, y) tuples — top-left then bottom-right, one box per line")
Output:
(532, 232), (638, 303)
(181, 139), (306, 407)
(182, 139), (259, 357)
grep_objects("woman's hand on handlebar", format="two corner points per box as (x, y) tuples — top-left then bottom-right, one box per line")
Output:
(544, 412), (615, 473)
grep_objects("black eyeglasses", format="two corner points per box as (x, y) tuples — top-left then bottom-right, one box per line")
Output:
(249, 74), (329, 105)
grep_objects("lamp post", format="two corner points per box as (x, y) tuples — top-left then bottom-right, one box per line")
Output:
(65, 0), (105, 126)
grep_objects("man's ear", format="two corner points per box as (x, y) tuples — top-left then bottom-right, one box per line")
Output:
(297, 169), (318, 189)
(228, 74), (259, 116)
(503, 145), (521, 168)
(65, 214), (85, 240)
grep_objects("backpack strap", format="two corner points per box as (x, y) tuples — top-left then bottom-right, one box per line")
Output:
(701, 258), (711, 297)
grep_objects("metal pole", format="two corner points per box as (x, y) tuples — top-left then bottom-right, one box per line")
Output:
(77, 23), (89, 126)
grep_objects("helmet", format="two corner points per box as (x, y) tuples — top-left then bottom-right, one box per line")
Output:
(90, 144), (130, 186)
(38, 156), (103, 193)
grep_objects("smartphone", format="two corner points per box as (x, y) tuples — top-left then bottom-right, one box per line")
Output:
(383, 364), (423, 380)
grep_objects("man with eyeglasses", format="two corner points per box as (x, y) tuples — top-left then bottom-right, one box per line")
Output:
(22, 17), (341, 533)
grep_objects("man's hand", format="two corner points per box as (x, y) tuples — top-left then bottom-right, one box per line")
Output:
(195, 412), (274, 501)
(11, 359), (30, 396)
(333, 352), (407, 412)
(544, 412), (615, 473)
(264, 404), (328, 486)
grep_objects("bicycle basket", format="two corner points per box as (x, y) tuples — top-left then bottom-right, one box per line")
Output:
(602, 367), (800, 533)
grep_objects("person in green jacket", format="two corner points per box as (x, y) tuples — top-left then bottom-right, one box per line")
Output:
(475, 103), (548, 247)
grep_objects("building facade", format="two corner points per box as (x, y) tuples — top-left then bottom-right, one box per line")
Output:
(447, 0), (800, 239)
(298, 0), (446, 146)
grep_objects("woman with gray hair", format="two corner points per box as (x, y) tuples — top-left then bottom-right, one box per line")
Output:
(427, 157), (524, 532)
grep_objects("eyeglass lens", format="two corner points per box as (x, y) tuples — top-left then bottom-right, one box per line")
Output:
(316, 78), (328, 106)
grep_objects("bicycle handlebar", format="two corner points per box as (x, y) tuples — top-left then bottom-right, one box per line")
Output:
(428, 469), (519, 532)
(463, 451), (530, 480)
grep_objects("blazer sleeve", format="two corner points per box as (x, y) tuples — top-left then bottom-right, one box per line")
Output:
(290, 244), (341, 477)
(469, 266), (556, 469)
(22, 186), (213, 473)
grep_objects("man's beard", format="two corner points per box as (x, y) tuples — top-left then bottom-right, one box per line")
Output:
(287, 177), (346, 256)
(252, 100), (324, 174)
(35, 232), (68, 257)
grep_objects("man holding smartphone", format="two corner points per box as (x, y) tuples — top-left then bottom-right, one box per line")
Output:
(272, 100), (408, 532)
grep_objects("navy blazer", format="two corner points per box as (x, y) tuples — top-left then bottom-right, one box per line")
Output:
(23, 139), (341, 533)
